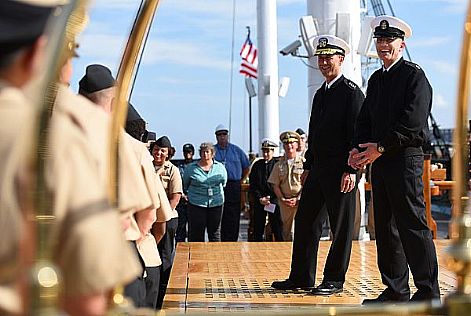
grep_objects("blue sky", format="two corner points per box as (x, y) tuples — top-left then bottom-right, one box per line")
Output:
(71, 0), (467, 158)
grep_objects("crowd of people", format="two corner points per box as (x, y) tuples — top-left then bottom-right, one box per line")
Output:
(0, 1), (440, 314)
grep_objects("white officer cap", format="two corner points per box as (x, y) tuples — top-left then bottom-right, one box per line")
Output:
(313, 35), (350, 56)
(215, 124), (229, 134)
(371, 15), (412, 39)
(261, 138), (278, 149)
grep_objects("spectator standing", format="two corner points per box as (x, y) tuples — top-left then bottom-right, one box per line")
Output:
(214, 124), (250, 241)
(183, 142), (227, 241)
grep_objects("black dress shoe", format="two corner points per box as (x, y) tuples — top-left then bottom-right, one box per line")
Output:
(410, 291), (440, 302)
(271, 279), (311, 290)
(362, 290), (409, 305)
(310, 282), (343, 295)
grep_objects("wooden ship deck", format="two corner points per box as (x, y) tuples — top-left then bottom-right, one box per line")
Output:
(163, 240), (456, 313)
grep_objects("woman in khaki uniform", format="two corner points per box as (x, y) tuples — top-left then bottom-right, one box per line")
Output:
(268, 131), (304, 241)
(151, 136), (182, 309)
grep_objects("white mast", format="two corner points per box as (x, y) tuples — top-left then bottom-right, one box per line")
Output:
(257, 0), (280, 153)
(306, 0), (362, 107)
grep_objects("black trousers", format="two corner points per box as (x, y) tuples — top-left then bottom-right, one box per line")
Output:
(188, 203), (223, 242)
(144, 266), (161, 309)
(371, 155), (440, 299)
(252, 203), (283, 241)
(156, 217), (178, 309)
(221, 180), (242, 241)
(175, 202), (188, 242)
(124, 241), (146, 307)
(289, 165), (356, 287)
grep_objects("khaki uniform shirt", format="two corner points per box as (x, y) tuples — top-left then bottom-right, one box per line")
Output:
(268, 155), (304, 198)
(126, 135), (173, 267)
(0, 82), (33, 314)
(50, 88), (142, 296)
(155, 160), (181, 218)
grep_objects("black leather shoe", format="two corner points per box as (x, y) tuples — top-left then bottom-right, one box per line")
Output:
(271, 279), (311, 290)
(362, 290), (409, 305)
(310, 282), (343, 295)
(410, 291), (440, 302)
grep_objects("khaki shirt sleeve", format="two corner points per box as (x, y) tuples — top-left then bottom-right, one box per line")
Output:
(167, 164), (183, 195)
(137, 233), (161, 267)
(49, 115), (141, 296)
(267, 161), (280, 185)
(119, 132), (154, 213)
(155, 174), (173, 223)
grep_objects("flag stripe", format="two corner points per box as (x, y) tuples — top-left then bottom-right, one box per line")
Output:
(239, 33), (258, 79)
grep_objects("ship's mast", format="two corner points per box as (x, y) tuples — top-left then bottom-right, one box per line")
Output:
(257, 0), (280, 153)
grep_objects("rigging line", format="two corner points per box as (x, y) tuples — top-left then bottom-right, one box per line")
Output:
(228, 0), (236, 135)
(385, 0), (412, 61)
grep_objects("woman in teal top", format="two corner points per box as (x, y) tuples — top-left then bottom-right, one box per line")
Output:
(183, 142), (227, 241)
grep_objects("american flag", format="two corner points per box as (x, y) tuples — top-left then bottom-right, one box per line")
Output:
(239, 30), (258, 79)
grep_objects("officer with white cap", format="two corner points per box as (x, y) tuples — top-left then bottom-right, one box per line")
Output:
(349, 15), (440, 303)
(272, 35), (364, 295)
(249, 138), (283, 241)
(214, 124), (250, 241)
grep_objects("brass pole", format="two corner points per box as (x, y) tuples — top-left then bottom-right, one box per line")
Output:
(446, 0), (471, 315)
(107, 0), (161, 312)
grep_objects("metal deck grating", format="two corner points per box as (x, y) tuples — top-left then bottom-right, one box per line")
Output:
(163, 240), (456, 312)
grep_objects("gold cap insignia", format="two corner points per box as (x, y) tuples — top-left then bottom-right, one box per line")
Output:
(380, 20), (389, 30)
(318, 37), (328, 48)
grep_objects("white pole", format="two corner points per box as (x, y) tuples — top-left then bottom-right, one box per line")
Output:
(257, 0), (280, 155)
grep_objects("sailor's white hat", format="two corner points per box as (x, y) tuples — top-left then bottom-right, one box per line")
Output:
(371, 15), (412, 39)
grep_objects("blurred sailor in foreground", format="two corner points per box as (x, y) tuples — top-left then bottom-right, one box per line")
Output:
(272, 35), (364, 295)
(0, 1), (141, 315)
(349, 16), (440, 303)
(79, 64), (173, 309)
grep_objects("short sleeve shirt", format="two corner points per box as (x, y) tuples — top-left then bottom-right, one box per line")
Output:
(268, 155), (304, 198)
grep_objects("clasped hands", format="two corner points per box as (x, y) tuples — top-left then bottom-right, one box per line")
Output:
(348, 142), (382, 170)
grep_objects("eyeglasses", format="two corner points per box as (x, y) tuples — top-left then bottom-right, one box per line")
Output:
(216, 132), (228, 136)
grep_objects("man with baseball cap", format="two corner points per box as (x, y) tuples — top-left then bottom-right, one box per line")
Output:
(349, 15), (440, 303)
(214, 124), (250, 241)
(272, 35), (364, 296)
(175, 143), (195, 242)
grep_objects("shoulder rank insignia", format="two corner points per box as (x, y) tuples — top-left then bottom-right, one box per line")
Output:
(344, 78), (356, 90)
(404, 60), (421, 70)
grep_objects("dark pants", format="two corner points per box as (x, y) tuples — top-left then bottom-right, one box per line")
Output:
(221, 180), (242, 241)
(144, 266), (160, 309)
(252, 203), (283, 241)
(289, 165), (356, 287)
(371, 155), (440, 300)
(124, 241), (146, 307)
(156, 217), (178, 309)
(188, 203), (223, 242)
(175, 202), (188, 242)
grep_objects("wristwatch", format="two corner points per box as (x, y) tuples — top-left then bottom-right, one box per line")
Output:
(377, 143), (385, 153)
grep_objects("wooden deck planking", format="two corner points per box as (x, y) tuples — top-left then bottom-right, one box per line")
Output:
(163, 240), (456, 313)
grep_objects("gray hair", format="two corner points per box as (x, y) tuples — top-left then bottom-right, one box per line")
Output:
(199, 142), (215, 156)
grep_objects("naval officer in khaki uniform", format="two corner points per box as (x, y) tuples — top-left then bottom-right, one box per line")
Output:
(268, 131), (304, 241)
(78, 64), (173, 309)
(151, 136), (182, 308)
(0, 1), (141, 315)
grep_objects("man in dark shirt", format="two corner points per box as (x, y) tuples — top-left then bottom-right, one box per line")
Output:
(249, 138), (282, 241)
(349, 15), (440, 303)
(175, 143), (195, 242)
(272, 35), (364, 295)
